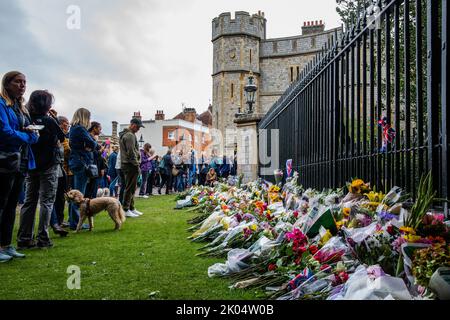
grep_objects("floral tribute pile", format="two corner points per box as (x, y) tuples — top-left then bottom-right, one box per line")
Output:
(177, 172), (450, 300)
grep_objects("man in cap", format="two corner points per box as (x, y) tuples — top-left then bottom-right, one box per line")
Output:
(119, 118), (145, 217)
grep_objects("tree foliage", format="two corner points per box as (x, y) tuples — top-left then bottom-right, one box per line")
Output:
(336, 0), (368, 26)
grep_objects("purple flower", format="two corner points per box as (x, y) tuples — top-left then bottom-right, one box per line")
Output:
(392, 237), (407, 252)
(379, 211), (398, 221)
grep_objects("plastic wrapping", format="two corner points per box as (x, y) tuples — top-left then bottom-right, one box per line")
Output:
(191, 211), (224, 238)
(175, 196), (193, 209)
(330, 265), (412, 300)
(207, 248), (253, 277)
(313, 236), (350, 264)
(342, 222), (379, 244)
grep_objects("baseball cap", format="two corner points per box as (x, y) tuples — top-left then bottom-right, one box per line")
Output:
(130, 118), (145, 128)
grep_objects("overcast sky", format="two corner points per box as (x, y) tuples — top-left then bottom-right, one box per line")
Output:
(0, 0), (342, 134)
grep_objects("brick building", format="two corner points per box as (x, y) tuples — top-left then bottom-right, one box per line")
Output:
(119, 107), (213, 158)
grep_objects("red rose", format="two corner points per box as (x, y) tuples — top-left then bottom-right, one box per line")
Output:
(309, 245), (318, 255)
(387, 225), (394, 235)
(339, 271), (349, 283)
(268, 263), (277, 271)
(293, 211), (299, 218)
(320, 264), (330, 271)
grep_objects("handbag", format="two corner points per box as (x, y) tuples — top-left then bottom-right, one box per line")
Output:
(172, 167), (179, 176)
(0, 151), (21, 173)
(0, 103), (24, 173)
(85, 164), (99, 178)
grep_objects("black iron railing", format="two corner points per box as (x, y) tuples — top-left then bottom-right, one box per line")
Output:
(259, 0), (449, 204)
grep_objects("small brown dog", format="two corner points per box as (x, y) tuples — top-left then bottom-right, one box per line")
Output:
(66, 189), (126, 232)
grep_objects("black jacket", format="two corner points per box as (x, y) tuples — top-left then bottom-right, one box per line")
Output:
(30, 114), (65, 171)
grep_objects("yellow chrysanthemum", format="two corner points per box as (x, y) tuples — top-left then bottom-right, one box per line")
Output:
(400, 226), (416, 235)
(343, 208), (351, 217)
(365, 191), (385, 203)
(403, 234), (422, 243)
(336, 220), (345, 229)
(348, 179), (370, 194)
(250, 224), (258, 231)
(222, 220), (230, 230)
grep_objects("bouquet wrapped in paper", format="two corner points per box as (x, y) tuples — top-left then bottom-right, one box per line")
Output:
(274, 169), (283, 186)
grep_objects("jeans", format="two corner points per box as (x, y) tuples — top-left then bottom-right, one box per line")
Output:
(159, 173), (172, 194)
(52, 174), (68, 226)
(139, 170), (149, 195)
(86, 176), (103, 199)
(0, 172), (25, 247)
(17, 165), (59, 244)
(146, 170), (155, 195)
(109, 175), (119, 197)
(175, 172), (185, 192)
(188, 168), (197, 186)
(69, 167), (89, 229)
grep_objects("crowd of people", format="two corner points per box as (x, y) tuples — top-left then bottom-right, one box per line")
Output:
(0, 70), (238, 263)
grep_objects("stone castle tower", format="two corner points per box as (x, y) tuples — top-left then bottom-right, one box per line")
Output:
(212, 11), (341, 133)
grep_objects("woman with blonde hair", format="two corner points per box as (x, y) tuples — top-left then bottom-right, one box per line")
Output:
(206, 168), (217, 187)
(68, 108), (98, 230)
(0, 71), (38, 260)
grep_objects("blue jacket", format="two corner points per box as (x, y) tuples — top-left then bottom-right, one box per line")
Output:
(219, 158), (230, 176)
(68, 124), (97, 171)
(107, 151), (118, 177)
(0, 97), (38, 170)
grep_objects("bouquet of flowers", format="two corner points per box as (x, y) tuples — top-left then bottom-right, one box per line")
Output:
(274, 169), (284, 186)
(412, 243), (450, 287)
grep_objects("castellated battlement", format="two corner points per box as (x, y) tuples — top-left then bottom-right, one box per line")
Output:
(212, 11), (266, 41)
(260, 27), (342, 58)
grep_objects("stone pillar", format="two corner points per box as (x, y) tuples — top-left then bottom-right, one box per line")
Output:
(234, 113), (264, 183)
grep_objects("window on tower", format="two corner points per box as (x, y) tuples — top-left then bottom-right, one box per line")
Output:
(231, 83), (234, 99)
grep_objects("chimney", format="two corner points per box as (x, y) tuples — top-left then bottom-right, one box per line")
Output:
(184, 107), (197, 123)
(112, 121), (118, 138)
(132, 111), (142, 121)
(155, 110), (165, 121)
(302, 20), (325, 35)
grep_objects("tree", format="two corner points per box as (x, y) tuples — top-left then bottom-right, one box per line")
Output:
(336, 0), (368, 26)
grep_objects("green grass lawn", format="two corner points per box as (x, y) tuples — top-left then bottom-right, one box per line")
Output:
(0, 195), (261, 300)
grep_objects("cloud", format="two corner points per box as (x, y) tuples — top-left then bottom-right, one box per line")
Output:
(0, 0), (341, 134)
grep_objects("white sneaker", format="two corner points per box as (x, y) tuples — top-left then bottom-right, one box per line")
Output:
(132, 209), (143, 216)
(125, 210), (139, 218)
(142, 195), (149, 199)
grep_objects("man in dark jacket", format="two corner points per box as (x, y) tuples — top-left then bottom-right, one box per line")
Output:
(119, 118), (144, 218)
(219, 155), (230, 179)
(158, 149), (173, 195)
